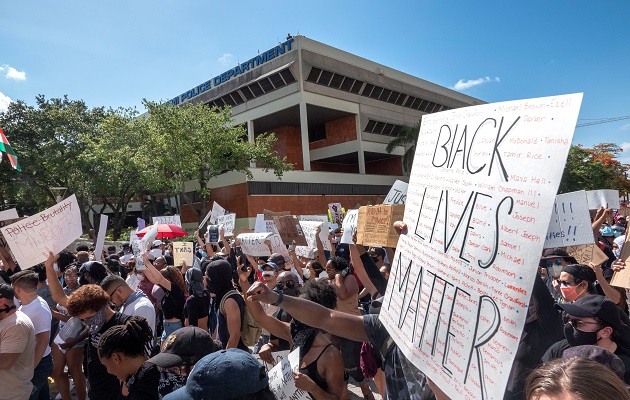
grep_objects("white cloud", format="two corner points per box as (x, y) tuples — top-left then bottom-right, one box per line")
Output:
(0, 64), (26, 80)
(218, 53), (234, 66)
(621, 142), (630, 152)
(452, 76), (500, 91)
(620, 124), (630, 131)
(0, 91), (12, 112)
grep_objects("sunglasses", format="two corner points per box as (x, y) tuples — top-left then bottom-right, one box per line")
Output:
(546, 259), (563, 268)
(275, 280), (295, 290)
(568, 318), (603, 331)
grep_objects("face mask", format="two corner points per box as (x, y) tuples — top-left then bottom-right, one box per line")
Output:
(84, 305), (107, 335)
(262, 271), (275, 278)
(200, 251), (208, 258)
(290, 319), (312, 337)
(560, 283), (584, 302)
(548, 265), (563, 279)
(0, 304), (16, 314)
(614, 248), (621, 258)
(564, 322), (599, 347)
(137, 275), (145, 281)
(79, 275), (90, 286)
(334, 237), (341, 243)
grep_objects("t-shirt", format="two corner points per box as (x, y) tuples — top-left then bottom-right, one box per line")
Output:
(0, 311), (35, 400)
(127, 362), (159, 400)
(160, 283), (184, 321)
(183, 294), (210, 327)
(87, 312), (131, 400)
(122, 294), (157, 337)
(19, 296), (52, 358)
(363, 314), (434, 400)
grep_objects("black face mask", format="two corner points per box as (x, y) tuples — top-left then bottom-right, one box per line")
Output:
(0, 304), (16, 313)
(564, 322), (600, 347)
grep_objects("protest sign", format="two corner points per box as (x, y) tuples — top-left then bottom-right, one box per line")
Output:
(586, 189), (620, 210)
(209, 201), (226, 225)
(237, 232), (271, 256)
(267, 348), (311, 400)
(268, 234), (294, 266)
(299, 220), (331, 252)
(255, 213), (278, 234)
(328, 203), (344, 225)
(217, 213), (236, 236)
(253, 350), (290, 373)
(264, 209), (290, 220)
(152, 215), (182, 227)
(273, 215), (308, 246)
(141, 225), (159, 254)
(198, 210), (213, 230)
(356, 204), (405, 248)
(378, 93), (582, 400)
(0, 208), (19, 220)
(130, 230), (140, 245)
(94, 215), (109, 260)
(0, 217), (23, 259)
(565, 244), (608, 267)
(610, 234), (630, 289)
(543, 191), (593, 248)
(131, 239), (145, 270)
(173, 242), (194, 267)
(383, 180), (409, 205)
(1, 195), (83, 269)
(137, 218), (146, 230)
(298, 215), (329, 229)
(294, 245), (314, 259)
(340, 209), (358, 244)
(207, 225), (220, 243)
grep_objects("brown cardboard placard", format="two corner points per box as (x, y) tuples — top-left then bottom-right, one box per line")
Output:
(272, 215), (308, 246)
(610, 234), (630, 289)
(263, 209), (291, 221)
(172, 242), (194, 267)
(356, 204), (405, 248)
(565, 244), (609, 267)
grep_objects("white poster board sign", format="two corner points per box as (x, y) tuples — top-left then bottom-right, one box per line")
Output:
(298, 215), (330, 231)
(173, 242), (194, 267)
(130, 229), (140, 244)
(131, 239), (145, 270)
(268, 233), (294, 266)
(383, 180), (409, 205)
(586, 189), (620, 210)
(152, 215), (182, 227)
(254, 214), (278, 234)
(237, 232), (271, 256)
(340, 209), (359, 244)
(198, 210), (213, 230)
(267, 348), (311, 400)
(94, 214), (109, 260)
(0, 208), (19, 220)
(209, 201), (226, 225)
(379, 94), (582, 400)
(300, 220), (331, 252)
(217, 213), (236, 237)
(253, 350), (290, 373)
(1, 195), (83, 269)
(544, 191), (593, 248)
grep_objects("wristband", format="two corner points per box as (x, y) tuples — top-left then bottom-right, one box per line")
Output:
(272, 290), (284, 306)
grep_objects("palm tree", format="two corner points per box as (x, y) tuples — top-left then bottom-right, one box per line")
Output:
(385, 118), (421, 174)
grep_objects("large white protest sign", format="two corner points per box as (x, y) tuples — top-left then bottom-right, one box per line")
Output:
(237, 232), (271, 256)
(94, 214), (109, 260)
(130, 230), (140, 244)
(544, 190), (593, 248)
(254, 214), (278, 234)
(209, 201), (226, 224)
(300, 220), (331, 252)
(383, 180), (409, 205)
(1, 195), (83, 269)
(173, 242), (194, 266)
(340, 209), (358, 244)
(152, 215), (182, 227)
(267, 348), (311, 400)
(379, 94), (582, 400)
(253, 350), (290, 373)
(298, 215), (330, 230)
(586, 189), (620, 210)
(0, 208), (19, 220)
(217, 213), (236, 236)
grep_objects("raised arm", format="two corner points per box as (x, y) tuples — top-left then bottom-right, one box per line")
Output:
(141, 253), (171, 291)
(315, 226), (327, 265)
(349, 244), (378, 296)
(45, 252), (69, 307)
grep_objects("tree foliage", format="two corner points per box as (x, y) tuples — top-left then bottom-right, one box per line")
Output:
(385, 119), (421, 174)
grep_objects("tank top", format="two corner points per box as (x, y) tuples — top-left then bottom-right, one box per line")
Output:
(336, 290), (361, 316)
(299, 343), (334, 393)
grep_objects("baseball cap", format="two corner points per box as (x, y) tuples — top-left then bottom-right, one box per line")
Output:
(258, 261), (279, 272)
(563, 345), (625, 379)
(556, 294), (624, 331)
(268, 253), (285, 265)
(148, 326), (218, 368)
(561, 264), (597, 284)
(0, 283), (15, 299)
(601, 226), (615, 237)
(79, 261), (107, 278)
(163, 349), (269, 400)
(153, 240), (164, 247)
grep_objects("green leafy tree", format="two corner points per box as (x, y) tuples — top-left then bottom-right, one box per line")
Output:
(385, 119), (421, 174)
(143, 101), (292, 222)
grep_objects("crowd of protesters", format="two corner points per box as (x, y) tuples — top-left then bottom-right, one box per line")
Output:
(0, 204), (629, 400)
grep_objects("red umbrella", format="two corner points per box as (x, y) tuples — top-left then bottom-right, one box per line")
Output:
(135, 224), (188, 239)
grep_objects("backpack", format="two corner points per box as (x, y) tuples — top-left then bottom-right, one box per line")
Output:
(219, 290), (262, 348)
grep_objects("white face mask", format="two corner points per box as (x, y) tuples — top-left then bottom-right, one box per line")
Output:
(614, 248), (621, 258)
(262, 271), (275, 278)
(548, 265), (563, 279)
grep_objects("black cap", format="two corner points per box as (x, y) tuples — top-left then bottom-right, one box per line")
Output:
(556, 294), (624, 331)
(541, 248), (577, 262)
(148, 326), (218, 368)
(79, 261), (107, 277)
(563, 345), (625, 379)
(0, 283), (14, 299)
(561, 264), (597, 284)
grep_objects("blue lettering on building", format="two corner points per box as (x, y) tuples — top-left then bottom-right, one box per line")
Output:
(169, 37), (294, 106)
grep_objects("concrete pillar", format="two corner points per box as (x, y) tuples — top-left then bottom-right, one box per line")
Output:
(299, 102), (311, 171)
(356, 113), (365, 174)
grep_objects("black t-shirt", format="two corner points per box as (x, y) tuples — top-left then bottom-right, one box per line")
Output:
(160, 282), (185, 320)
(270, 308), (292, 351)
(127, 362), (160, 400)
(183, 294), (210, 327)
(87, 312), (131, 400)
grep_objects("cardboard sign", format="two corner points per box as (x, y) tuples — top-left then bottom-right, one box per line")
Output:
(209, 201), (226, 225)
(273, 215), (308, 246)
(0, 208), (19, 220)
(544, 191), (593, 248)
(378, 93), (582, 400)
(94, 214), (109, 260)
(207, 225), (220, 243)
(253, 350), (290, 373)
(610, 234), (630, 289)
(237, 233), (271, 256)
(173, 242), (194, 267)
(1, 195), (83, 269)
(328, 203), (344, 225)
(565, 244), (609, 267)
(586, 189), (620, 210)
(383, 180), (409, 205)
(152, 215), (182, 227)
(264, 209), (290, 221)
(267, 348), (311, 400)
(356, 204), (405, 248)
(217, 213), (236, 237)
(268, 233), (294, 266)
(340, 210), (359, 244)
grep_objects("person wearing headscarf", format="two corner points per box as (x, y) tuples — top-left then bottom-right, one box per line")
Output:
(183, 268), (210, 331)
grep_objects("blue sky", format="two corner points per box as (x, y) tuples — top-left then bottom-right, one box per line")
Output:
(1, 1), (629, 162)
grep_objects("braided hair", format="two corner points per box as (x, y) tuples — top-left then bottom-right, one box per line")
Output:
(98, 316), (153, 359)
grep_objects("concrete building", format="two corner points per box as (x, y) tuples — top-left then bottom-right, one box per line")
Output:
(168, 35), (483, 231)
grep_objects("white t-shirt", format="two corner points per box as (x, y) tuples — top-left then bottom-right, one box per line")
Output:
(0, 310), (36, 400)
(121, 295), (156, 337)
(19, 296), (52, 358)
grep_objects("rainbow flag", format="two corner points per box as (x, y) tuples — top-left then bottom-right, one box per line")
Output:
(0, 128), (21, 172)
